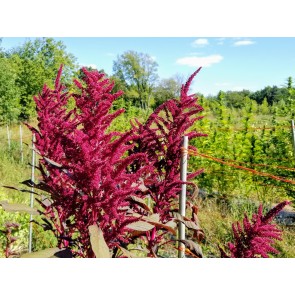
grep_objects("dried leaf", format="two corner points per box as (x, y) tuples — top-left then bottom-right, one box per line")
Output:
(35, 196), (52, 208)
(176, 239), (203, 258)
(172, 212), (202, 231)
(172, 212), (191, 222)
(147, 221), (177, 235)
(165, 220), (177, 229)
(127, 213), (176, 234)
(191, 185), (199, 200)
(126, 220), (155, 231)
(21, 247), (65, 258)
(177, 219), (201, 231)
(43, 157), (63, 168)
(88, 224), (111, 258)
(129, 196), (151, 212)
(0, 200), (39, 215)
(191, 205), (199, 216)
(194, 229), (206, 243)
(143, 213), (160, 223)
(192, 212), (200, 224)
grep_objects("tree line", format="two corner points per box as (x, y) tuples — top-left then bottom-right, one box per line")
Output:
(1, 37), (295, 124)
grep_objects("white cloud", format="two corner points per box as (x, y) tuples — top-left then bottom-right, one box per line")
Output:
(176, 54), (223, 68)
(191, 38), (209, 47)
(233, 40), (255, 46)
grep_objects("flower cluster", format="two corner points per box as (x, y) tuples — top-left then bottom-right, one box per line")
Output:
(27, 66), (149, 257)
(26, 65), (206, 257)
(220, 201), (290, 258)
(130, 68), (206, 222)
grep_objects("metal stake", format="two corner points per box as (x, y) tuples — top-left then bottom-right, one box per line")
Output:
(28, 134), (36, 253)
(178, 136), (188, 258)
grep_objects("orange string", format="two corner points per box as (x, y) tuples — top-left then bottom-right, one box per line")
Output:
(187, 148), (295, 185)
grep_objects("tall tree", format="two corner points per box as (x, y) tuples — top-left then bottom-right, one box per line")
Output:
(153, 75), (184, 108)
(8, 38), (77, 120)
(0, 56), (21, 123)
(112, 50), (158, 109)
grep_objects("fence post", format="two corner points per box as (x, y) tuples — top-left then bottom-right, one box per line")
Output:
(178, 136), (188, 258)
(291, 120), (295, 160)
(28, 134), (36, 253)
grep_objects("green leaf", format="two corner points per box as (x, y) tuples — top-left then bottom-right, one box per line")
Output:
(21, 247), (65, 258)
(0, 200), (39, 215)
(88, 224), (111, 258)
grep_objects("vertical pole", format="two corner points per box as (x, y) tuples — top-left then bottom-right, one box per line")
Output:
(178, 136), (188, 258)
(6, 124), (11, 150)
(28, 134), (36, 253)
(291, 120), (295, 160)
(19, 125), (24, 163)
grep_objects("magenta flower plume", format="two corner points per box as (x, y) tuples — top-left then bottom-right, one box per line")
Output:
(221, 200), (290, 258)
(130, 67), (206, 223)
(27, 66), (149, 257)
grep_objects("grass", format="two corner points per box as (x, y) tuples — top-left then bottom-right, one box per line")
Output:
(0, 123), (57, 257)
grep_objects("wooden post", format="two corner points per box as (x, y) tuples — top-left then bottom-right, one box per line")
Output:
(19, 125), (24, 163)
(178, 136), (188, 258)
(291, 120), (295, 160)
(28, 134), (36, 253)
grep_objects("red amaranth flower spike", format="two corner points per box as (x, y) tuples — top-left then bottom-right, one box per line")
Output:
(221, 200), (290, 258)
(130, 67), (206, 223)
(27, 66), (150, 257)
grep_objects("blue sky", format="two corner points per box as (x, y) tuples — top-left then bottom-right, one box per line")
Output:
(1, 37), (295, 96)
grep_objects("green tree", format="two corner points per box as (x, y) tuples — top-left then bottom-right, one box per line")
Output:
(8, 37), (77, 120)
(153, 75), (183, 108)
(260, 97), (269, 115)
(285, 76), (295, 109)
(0, 56), (21, 123)
(112, 50), (158, 110)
